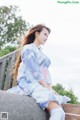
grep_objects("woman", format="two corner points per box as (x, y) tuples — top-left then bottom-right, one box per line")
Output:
(7, 24), (71, 120)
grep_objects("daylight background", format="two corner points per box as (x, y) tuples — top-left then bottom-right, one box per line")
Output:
(0, 0), (80, 101)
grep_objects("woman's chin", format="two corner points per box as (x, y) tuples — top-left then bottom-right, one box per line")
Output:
(41, 41), (46, 45)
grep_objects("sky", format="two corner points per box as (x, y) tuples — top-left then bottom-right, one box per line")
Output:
(0, 0), (80, 101)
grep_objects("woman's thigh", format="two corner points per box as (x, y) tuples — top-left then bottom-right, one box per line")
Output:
(46, 101), (61, 111)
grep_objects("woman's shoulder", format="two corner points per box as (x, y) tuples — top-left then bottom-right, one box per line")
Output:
(21, 44), (40, 57)
(23, 44), (32, 49)
(21, 44), (35, 53)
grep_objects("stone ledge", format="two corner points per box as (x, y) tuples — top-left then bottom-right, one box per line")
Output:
(0, 90), (80, 120)
(62, 104), (80, 120)
(0, 90), (49, 120)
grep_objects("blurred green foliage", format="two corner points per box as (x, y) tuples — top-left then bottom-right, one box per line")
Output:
(52, 84), (80, 104)
(0, 5), (32, 49)
(0, 46), (16, 57)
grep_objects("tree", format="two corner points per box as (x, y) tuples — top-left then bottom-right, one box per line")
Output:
(0, 46), (16, 57)
(52, 84), (80, 104)
(0, 5), (31, 49)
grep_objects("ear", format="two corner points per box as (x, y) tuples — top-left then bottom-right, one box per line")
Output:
(35, 31), (39, 37)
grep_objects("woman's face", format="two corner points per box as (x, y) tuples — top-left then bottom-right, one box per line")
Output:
(35, 28), (49, 46)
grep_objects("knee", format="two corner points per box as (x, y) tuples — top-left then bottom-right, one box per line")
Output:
(46, 101), (60, 111)
(46, 101), (65, 119)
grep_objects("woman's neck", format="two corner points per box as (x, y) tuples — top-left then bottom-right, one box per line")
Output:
(33, 40), (41, 47)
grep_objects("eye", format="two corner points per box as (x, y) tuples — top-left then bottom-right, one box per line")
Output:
(44, 33), (48, 37)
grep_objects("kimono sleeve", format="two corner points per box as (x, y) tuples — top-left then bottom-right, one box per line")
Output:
(21, 49), (44, 81)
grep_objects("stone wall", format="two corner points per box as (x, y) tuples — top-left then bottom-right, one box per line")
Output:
(0, 90), (49, 120)
(62, 104), (80, 120)
(0, 90), (80, 120)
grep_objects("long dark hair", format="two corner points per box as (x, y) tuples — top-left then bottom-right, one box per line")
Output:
(13, 24), (51, 80)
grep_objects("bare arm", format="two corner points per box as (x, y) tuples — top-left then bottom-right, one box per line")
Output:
(38, 80), (52, 90)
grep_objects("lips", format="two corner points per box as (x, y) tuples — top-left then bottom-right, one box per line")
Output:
(44, 39), (47, 42)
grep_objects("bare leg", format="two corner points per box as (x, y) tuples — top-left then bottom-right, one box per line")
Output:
(46, 101), (65, 120)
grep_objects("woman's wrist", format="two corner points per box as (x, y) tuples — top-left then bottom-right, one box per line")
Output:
(39, 80), (48, 87)
(38, 80), (52, 90)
